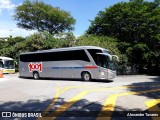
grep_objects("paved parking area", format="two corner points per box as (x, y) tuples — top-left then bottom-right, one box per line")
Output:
(0, 73), (160, 120)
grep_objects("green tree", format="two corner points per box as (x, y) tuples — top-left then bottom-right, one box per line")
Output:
(75, 35), (120, 55)
(87, 0), (160, 74)
(56, 32), (76, 47)
(13, 0), (76, 34)
(0, 37), (25, 60)
(12, 31), (76, 59)
(87, 0), (159, 44)
(22, 32), (59, 52)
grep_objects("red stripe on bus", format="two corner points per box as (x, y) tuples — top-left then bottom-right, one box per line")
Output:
(84, 66), (98, 69)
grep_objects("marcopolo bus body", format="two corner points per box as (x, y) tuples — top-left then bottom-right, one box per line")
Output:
(19, 46), (118, 81)
(0, 56), (15, 74)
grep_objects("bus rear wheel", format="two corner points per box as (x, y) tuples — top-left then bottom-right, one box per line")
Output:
(82, 72), (91, 81)
(33, 72), (39, 79)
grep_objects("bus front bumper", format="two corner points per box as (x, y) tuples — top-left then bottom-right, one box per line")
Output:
(3, 69), (15, 74)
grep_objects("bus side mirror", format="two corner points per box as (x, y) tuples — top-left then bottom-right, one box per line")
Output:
(112, 55), (119, 62)
(14, 61), (17, 67)
(104, 53), (112, 61)
(14, 61), (17, 65)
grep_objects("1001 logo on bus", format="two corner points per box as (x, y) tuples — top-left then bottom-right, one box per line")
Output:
(28, 62), (42, 72)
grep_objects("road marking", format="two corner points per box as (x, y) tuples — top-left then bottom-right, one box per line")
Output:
(145, 99), (160, 120)
(48, 90), (91, 119)
(38, 86), (85, 119)
(40, 86), (86, 117)
(37, 87), (61, 120)
(59, 86), (89, 93)
(97, 89), (160, 120)
(43, 87), (61, 116)
(38, 86), (90, 120)
(45, 86), (139, 119)
(63, 83), (160, 91)
(39, 84), (160, 119)
(42, 86), (130, 114)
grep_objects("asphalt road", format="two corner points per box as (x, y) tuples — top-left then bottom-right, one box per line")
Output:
(0, 73), (160, 120)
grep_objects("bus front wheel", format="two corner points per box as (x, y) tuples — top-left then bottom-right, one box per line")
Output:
(33, 72), (39, 79)
(82, 72), (91, 81)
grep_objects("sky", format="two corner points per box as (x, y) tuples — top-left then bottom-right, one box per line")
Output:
(0, 0), (140, 38)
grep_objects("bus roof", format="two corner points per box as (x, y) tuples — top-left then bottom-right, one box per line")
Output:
(20, 46), (109, 55)
(0, 56), (13, 60)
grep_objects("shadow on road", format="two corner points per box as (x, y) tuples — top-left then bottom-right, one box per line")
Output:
(0, 99), (52, 112)
(119, 76), (160, 120)
(0, 98), (101, 120)
(127, 76), (160, 99)
(0, 96), (155, 120)
(1, 75), (159, 120)
(19, 76), (113, 83)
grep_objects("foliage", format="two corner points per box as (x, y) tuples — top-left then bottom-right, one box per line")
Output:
(87, 0), (160, 43)
(0, 32), (76, 62)
(13, 0), (76, 34)
(0, 37), (25, 60)
(86, 0), (160, 74)
(54, 32), (76, 47)
(75, 35), (120, 55)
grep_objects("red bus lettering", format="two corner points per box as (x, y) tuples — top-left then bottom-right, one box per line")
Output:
(28, 63), (42, 72)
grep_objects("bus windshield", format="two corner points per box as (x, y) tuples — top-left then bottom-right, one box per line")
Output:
(96, 54), (116, 70)
(0, 61), (4, 68)
(4, 60), (14, 69)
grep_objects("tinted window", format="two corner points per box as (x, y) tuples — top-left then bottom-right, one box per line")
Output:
(58, 51), (74, 61)
(0, 61), (3, 68)
(87, 49), (102, 64)
(20, 50), (90, 62)
(4, 60), (14, 69)
(96, 54), (116, 70)
(74, 50), (90, 61)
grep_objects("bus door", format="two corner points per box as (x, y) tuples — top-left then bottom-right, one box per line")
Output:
(96, 53), (116, 79)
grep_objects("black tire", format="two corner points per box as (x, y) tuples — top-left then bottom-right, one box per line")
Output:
(33, 72), (39, 79)
(82, 72), (91, 81)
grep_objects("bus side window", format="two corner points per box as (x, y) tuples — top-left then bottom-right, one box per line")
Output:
(96, 56), (101, 67)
